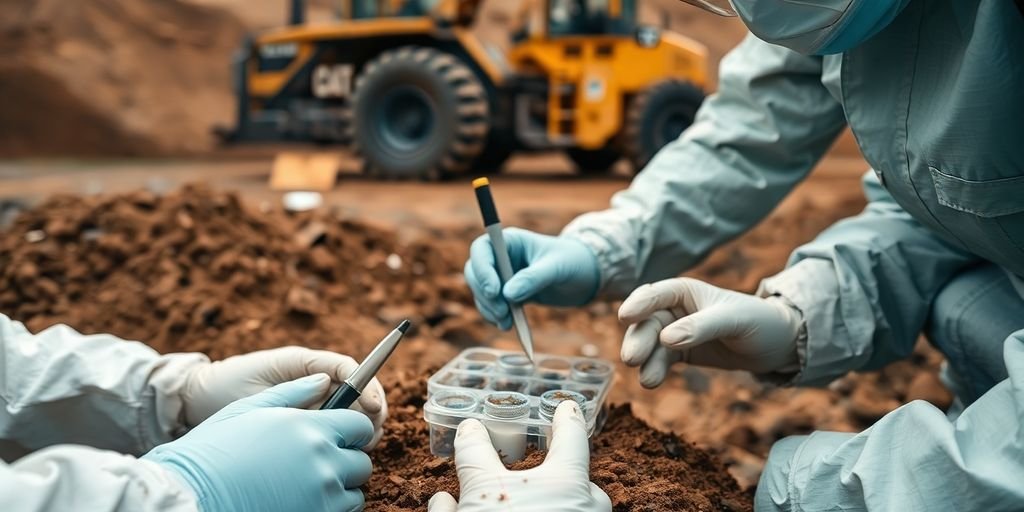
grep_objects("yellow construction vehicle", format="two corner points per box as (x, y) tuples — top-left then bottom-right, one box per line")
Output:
(222, 0), (708, 179)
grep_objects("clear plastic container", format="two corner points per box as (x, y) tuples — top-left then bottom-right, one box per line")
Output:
(423, 348), (614, 462)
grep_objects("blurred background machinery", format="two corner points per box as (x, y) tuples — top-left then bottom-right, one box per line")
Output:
(221, 0), (708, 179)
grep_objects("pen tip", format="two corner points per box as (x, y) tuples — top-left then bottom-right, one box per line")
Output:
(397, 319), (411, 333)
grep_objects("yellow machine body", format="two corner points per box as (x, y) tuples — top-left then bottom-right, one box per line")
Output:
(244, 3), (503, 104)
(509, 32), (707, 149)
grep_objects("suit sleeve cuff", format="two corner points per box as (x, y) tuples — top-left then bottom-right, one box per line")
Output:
(560, 223), (636, 300)
(140, 353), (209, 450)
(758, 258), (856, 387)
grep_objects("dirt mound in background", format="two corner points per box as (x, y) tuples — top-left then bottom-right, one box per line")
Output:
(0, 65), (160, 156)
(0, 0), (245, 157)
(0, 185), (752, 510)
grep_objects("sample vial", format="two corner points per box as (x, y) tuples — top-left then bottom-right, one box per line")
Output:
(537, 389), (587, 451)
(429, 392), (479, 457)
(482, 391), (530, 463)
(537, 357), (571, 380)
(459, 350), (497, 370)
(571, 360), (612, 383)
(539, 390), (587, 422)
(491, 378), (528, 393)
(529, 380), (562, 396)
(497, 353), (535, 376)
(440, 371), (487, 389)
(457, 374), (487, 389)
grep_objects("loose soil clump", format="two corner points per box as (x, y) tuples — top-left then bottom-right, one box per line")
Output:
(374, 371), (750, 511)
(0, 186), (752, 510)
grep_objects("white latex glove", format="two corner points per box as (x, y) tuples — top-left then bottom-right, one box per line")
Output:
(427, 401), (611, 512)
(619, 277), (803, 388)
(181, 346), (387, 447)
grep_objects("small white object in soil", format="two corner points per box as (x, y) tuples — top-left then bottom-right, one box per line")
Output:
(81, 228), (103, 241)
(282, 191), (323, 212)
(581, 343), (600, 358)
(24, 230), (46, 243)
(385, 253), (402, 271)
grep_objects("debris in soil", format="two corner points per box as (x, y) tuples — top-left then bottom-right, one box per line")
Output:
(373, 371), (752, 511)
(847, 383), (902, 422)
(905, 372), (953, 411)
(528, 405), (751, 511)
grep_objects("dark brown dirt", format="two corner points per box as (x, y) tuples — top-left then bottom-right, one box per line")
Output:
(554, 405), (751, 512)
(0, 184), (473, 367)
(0, 185), (752, 510)
(373, 371), (750, 511)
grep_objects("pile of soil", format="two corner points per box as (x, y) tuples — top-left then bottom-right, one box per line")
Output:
(373, 371), (750, 511)
(0, 185), (751, 510)
(0, 0), (245, 157)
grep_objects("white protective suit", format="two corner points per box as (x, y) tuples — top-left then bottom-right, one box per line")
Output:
(0, 315), (203, 511)
(561, 1), (1024, 509)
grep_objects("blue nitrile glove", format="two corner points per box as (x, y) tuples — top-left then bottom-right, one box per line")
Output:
(144, 374), (373, 512)
(464, 228), (601, 330)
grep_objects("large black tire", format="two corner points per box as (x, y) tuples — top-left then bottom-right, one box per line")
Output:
(624, 80), (704, 172)
(566, 147), (621, 175)
(350, 46), (490, 180)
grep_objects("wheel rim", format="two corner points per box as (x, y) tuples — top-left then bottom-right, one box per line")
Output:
(375, 85), (436, 155)
(654, 107), (694, 146)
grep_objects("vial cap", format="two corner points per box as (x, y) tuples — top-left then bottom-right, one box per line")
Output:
(571, 360), (612, 383)
(482, 391), (530, 419)
(431, 392), (478, 412)
(539, 390), (587, 421)
(497, 353), (535, 375)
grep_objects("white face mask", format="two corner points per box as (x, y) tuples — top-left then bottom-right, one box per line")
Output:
(679, 0), (910, 55)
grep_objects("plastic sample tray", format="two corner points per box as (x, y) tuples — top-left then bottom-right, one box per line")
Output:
(423, 348), (614, 462)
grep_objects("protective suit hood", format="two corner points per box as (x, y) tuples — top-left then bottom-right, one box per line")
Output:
(682, 0), (912, 55)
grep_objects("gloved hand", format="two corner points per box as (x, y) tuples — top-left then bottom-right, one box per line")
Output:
(181, 347), (387, 447)
(465, 228), (601, 330)
(427, 401), (611, 512)
(144, 374), (373, 512)
(619, 277), (803, 388)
